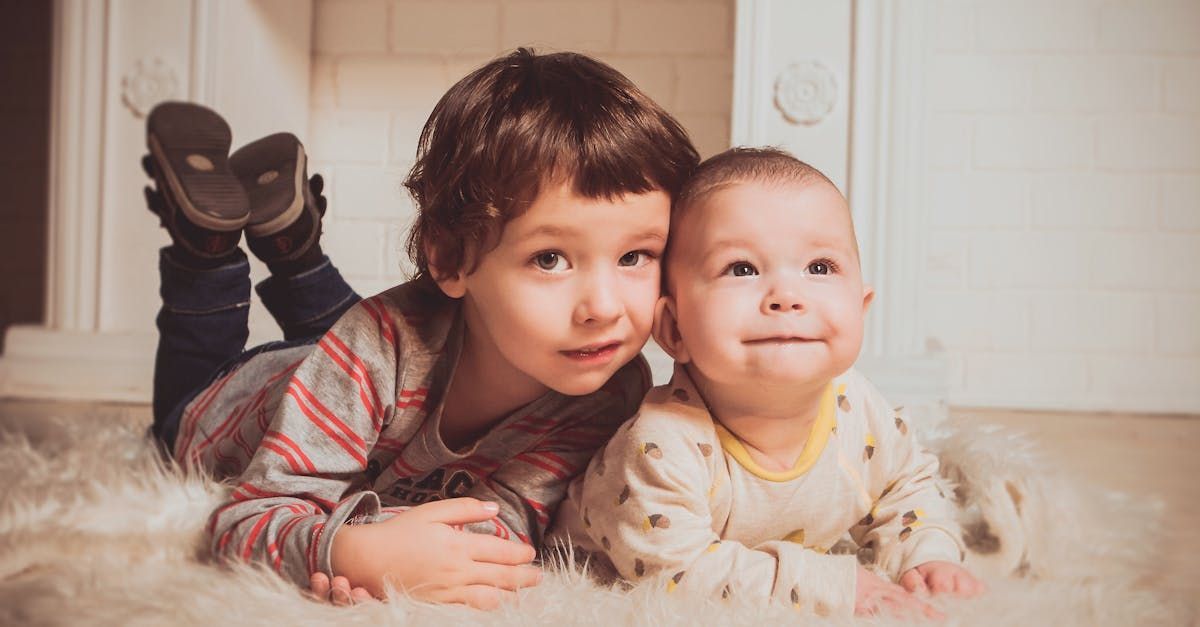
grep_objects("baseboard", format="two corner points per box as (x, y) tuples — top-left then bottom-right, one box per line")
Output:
(0, 325), (156, 402)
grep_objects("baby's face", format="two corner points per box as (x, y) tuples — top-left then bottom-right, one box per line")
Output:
(662, 180), (872, 389)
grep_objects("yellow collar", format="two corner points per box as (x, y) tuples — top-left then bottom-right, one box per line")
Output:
(714, 382), (836, 482)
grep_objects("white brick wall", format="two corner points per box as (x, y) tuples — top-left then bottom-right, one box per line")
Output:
(309, 0), (733, 286)
(920, 0), (1200, 413)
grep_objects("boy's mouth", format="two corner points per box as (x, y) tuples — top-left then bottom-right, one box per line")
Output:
(561, 341), (621, 362)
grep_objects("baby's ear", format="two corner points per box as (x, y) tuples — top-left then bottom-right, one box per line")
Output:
(862, 284), (875, 313)
(426, 243), (466, 299)
(652, 296), (690, 364)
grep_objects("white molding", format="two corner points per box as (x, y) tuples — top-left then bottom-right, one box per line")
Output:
(46, 0), (107, 332)
(729, 0), (946, 409)
(731, 0), (770, 147)
(0, 326), (155, 402)
(2, 0), (312, 403)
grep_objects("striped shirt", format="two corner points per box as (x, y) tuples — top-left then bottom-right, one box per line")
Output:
(174, 280), (649, 588)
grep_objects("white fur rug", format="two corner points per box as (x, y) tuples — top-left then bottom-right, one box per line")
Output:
(0, 414), (1188, 626)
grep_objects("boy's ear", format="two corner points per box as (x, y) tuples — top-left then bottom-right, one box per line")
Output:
(652, 296), (690, 364)
(426, 244), (467, 299)
(862, 284), (875, 313)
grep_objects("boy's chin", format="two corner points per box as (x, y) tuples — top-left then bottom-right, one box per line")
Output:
(540, 367), (623, 397)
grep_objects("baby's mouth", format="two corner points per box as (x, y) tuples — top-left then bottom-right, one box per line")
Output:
(743, 336), (817, 345)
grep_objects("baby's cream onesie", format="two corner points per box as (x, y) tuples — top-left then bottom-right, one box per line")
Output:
(549, 364), (965, 615)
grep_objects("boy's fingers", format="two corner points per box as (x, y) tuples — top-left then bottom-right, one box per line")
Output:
(309, 572), (330, 600)
(351, 587), (374, 603)
(465, 563), (542, 590)
(412, 498), (500, 526)
(467, 535), (537, 565)
(447, 585), (516, 611)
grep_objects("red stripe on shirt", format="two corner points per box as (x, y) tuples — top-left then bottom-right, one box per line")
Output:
(285, 382), (368, 467)
(514, 453), (571, 480)
(323, 331), (384, 417)
(318, 335), (383, 429)
(265, 430), (319, 474)
(288, 378), (368, 449)
(359, 298), (398, 349)
(260, 440), (304, 474)
(241, 506), (287, 560)
(308, 523), (326, 575)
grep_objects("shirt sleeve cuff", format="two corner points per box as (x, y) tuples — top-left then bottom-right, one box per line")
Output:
(316, 490), (381, 578)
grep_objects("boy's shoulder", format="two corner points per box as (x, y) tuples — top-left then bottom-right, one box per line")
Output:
(348, 279), (459, 354)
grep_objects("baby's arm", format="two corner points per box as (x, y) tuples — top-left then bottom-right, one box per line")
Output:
(579, 416), (858, 615)
(847, 387), (966, 581)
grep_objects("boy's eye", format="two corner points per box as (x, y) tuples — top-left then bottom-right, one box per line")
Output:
(618, 251), (653, 267)
(807, 259), (836, 275)
(533, 252), (569, 272)
(723, 261), (758, 277)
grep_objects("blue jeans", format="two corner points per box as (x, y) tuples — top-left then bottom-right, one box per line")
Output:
(151, 247), (360, 447)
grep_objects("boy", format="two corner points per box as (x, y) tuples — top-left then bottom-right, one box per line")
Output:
(144, 49), (699, 608)
(548, 148), (983, 618)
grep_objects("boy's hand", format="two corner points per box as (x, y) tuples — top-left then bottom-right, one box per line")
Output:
(330, 497), (542, 610)
(899, 561), (986, 598)
(308, 572), (373, 606)
(856, 565), (944, 620)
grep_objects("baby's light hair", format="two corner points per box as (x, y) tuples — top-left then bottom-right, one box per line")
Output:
(672, 147), (835, 218)
(665, 147), (854, 291)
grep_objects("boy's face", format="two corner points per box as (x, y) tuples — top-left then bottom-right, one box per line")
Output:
(659, 180), (873, 390)
(440, 182), (670, 397)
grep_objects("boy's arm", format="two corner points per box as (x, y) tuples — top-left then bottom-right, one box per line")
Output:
(580, 416), (857, 615)
(461, 356), (651, 546)
(195, 299), (398, 589)
(461, 416), (620, 546)
(848, 391), (964, 579)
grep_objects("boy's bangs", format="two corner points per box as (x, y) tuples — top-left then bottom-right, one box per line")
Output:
(485, 55), (696, 212)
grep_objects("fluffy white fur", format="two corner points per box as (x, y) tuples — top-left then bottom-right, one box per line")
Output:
(0, 415), (1187, 626)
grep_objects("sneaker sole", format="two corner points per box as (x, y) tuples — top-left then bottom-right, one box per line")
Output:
(146, 102), (249, 232)
(230, 132), (307, 238)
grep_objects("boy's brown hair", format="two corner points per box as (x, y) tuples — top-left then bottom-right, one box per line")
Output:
(404, 48), (700, 289)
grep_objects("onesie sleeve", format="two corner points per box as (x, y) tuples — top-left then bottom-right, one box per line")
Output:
(847, 379), (964, 579)
(578, 407), (857, 616)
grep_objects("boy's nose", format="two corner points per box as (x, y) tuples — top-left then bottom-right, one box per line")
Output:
(574, 276), (622, 326)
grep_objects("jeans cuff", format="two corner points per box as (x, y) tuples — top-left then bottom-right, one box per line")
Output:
(159, 247), (251, 314)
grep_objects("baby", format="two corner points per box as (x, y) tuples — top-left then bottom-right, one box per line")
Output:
(549, 147), (983, 618)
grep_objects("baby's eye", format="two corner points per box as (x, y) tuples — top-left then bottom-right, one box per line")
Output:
(806, 259), (837, 275)
(723, 261), (758, 277)
(533, 251), (569, 272)
(618, 250), (655, 267)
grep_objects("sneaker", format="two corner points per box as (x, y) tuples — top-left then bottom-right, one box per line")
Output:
(229, 132), (327, 276)
(144, 102), (249, 265)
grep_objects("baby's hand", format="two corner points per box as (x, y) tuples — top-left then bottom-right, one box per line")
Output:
(856, 565), (944, 620)
(899, 561), (986, 598)
(308, 572), (374, 606)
